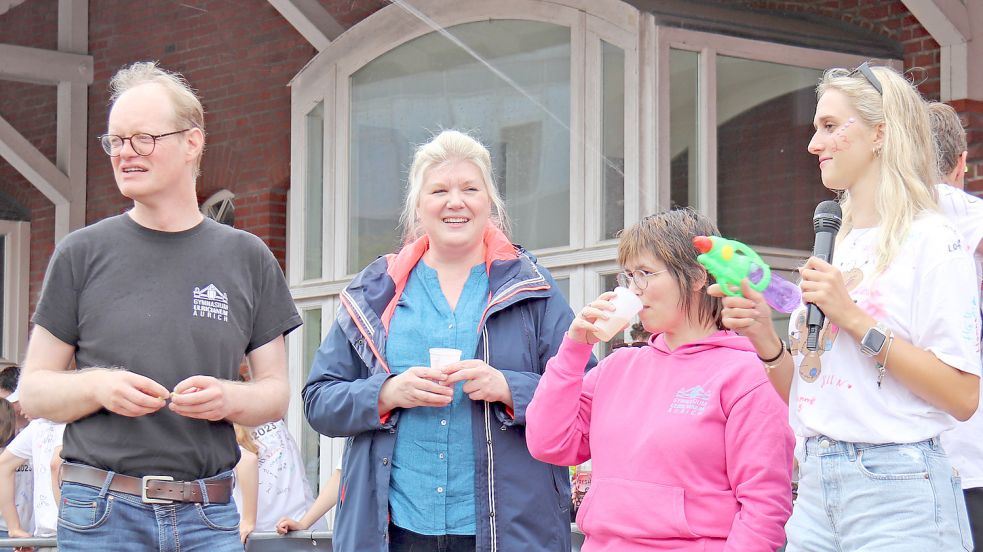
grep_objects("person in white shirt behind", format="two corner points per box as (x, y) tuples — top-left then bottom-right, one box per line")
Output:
(929, 100), (983, 551)
(0, 396), (32, 552)
(275, 444), (342, 535)
(233, 420), (324, 543)
(0, 391), (64, 552)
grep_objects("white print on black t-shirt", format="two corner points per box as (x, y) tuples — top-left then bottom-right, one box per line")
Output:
(193, 284), (229, 322)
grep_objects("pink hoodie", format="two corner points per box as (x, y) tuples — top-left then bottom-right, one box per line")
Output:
(526, 331), (793, 552)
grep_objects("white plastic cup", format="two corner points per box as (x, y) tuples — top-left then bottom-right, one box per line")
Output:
(591, 286), (643, 342)
(429, 348), (462, 371)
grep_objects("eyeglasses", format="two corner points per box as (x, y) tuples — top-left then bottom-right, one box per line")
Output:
(98, 129), (192, 157)
(849, 62), (883, 95)
(616, 268), (668, 291)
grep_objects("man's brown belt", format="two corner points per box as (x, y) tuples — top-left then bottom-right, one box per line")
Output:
(60, 463), (232, 504)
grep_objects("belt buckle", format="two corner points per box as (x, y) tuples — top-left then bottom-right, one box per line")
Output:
(141, 475), (175, 504)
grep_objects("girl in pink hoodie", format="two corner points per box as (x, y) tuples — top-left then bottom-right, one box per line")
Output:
(526, 209), (794, 551)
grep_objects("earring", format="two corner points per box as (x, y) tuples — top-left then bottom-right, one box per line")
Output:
(872, 145), (882, 158)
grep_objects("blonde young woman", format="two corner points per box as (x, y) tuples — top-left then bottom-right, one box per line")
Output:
(303, 130), (581, 552)
(713, 64), (980, 551)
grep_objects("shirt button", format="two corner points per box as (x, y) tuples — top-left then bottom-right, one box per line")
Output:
(440, 419), (447, 426)
(437, 487), (444, 493)
(448, 324), (453, 329)
(439, 452), (445, 460)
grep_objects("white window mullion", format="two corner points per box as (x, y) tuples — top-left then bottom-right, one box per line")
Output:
(334, 65), (352, 279)
(0, 221), (29, 363)
(651, 23), (671, 215)
(697, 47), (717, 224)
(321, 66), (337, 281)
(569, 11), (588, 250)
(583, 28), (603, 245)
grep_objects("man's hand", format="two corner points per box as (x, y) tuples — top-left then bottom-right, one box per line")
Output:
(442, 360), (513, 407)
(92, 370), (170, 417)
(378, 367), (454, 414)
(169, 376), (231, 421)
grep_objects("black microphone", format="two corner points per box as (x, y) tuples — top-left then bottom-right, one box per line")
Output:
(806, 200), (843, 351)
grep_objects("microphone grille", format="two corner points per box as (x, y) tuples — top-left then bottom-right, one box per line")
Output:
(813, 200), (842, 233)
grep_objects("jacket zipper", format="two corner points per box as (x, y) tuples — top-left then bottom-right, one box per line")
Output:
(482, 325), (497, 551)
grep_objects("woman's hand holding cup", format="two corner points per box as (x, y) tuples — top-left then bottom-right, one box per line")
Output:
(568, 288), (641, 345)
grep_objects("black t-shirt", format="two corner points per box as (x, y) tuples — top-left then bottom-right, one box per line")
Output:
(32, 214), (301, 480)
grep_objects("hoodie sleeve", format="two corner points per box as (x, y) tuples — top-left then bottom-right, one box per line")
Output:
(302, 321), (396, 437)
(525, 335), (598, 466)
(722, 380), (794, 552)
(495, 266), (596, 427)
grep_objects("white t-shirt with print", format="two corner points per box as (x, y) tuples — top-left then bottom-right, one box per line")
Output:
(788, 213), (981, 450)
(937, 184), (983, 489)
(252, 421), (325, 532)
(6, 419), (65, 537)
(0, 453), (33, 534)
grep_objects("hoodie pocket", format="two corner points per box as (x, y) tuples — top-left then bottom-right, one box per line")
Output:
(576, 477), (700, 540)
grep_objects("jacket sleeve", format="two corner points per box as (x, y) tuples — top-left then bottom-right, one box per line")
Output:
(722, 381), (794, 552)
(495, 270), (595, 427)
(302, 321), (395, 437)
(524, 336), (598, 467)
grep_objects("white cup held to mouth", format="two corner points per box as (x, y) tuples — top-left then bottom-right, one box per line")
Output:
(591, 286), (643, 342)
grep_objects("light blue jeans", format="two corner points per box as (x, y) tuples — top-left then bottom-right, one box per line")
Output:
(786, 436), (973, 551)
(56, 467), (243, 552)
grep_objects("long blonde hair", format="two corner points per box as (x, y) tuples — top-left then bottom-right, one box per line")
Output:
(817, 65), (939, 271)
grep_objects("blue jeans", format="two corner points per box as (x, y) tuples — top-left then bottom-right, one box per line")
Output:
(56, 469), (243, 552)
(786, 436), (973, 551)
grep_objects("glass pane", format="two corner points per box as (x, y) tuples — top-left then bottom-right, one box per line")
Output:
(670, 49), (698, 209)
(716, 56), (828, 250)
(601, 41), (625, 240)
(349, 20), (572, 272)
(301, 308), (322, 494)
(553, 276), (570, 303)
(304, 103), (324, 280)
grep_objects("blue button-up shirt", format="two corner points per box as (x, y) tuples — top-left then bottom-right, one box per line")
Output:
(386, 261), (487, 535)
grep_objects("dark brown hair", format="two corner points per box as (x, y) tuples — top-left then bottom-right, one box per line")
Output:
(0, 399), (16, 447)
(617, 208), (722, 329)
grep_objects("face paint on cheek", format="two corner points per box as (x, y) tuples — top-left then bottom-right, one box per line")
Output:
(831, 117), (855, 153)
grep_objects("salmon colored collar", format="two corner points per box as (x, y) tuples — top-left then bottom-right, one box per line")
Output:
(380, 224), (516, 332)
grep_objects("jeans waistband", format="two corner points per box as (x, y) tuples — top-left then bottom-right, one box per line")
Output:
(801, 435), (941, 459)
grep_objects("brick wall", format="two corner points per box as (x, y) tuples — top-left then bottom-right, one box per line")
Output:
(1, 0), (977, 325)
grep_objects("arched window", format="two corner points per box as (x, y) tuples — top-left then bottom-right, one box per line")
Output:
(286, 0), (899, 505)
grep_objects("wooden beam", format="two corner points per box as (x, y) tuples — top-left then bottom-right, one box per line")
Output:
(0, 43), (93, 85)
(268, 0), (345, 51)
(56, 0), (88, 237)
(901, 0), (970, 44)
(0, 0), (28, 17)
(0, 112), (71, 206)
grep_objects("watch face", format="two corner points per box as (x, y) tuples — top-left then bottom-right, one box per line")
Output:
(864, 330), (887, 352)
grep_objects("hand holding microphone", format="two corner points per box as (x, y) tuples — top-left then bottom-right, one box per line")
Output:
(803, 200), (842, 351)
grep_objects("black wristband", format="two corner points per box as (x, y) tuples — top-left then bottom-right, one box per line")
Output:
(756, 339), (787, 363)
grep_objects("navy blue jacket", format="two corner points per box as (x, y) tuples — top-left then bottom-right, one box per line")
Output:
(303, 233), (588, 552)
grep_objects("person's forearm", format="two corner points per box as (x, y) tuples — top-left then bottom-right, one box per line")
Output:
(748, 335), (792, 404)
(838, 310), (980, 420)
(19, 368), (108, 422)
(223, 377), (289, 426)
(0, 470), (23, 533)
(300, 470), (341, 528)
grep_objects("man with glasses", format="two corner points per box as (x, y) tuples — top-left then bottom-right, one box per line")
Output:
(17, 61), (300, 551)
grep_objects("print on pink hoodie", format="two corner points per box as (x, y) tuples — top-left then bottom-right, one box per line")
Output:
(527, 331), (794, 552)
